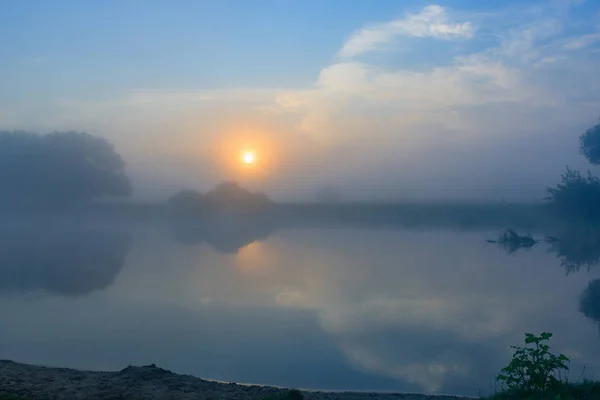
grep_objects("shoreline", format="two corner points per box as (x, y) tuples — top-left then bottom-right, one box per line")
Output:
(0, 360), (471, 400)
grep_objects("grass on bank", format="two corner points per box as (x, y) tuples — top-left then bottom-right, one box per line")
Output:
(262, 389), (304, 400)
(484, 380), (600, 399)
(0, 394), (30, 400)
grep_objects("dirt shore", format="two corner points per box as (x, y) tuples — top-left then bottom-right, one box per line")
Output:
(0, 360), (471, 400)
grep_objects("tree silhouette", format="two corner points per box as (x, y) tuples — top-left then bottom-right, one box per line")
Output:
(580, 121), (600, 165)
(545, 167), (600, 223)
(167, 182), (271, 216)
(0, 131), (131, 210)
(204, 181), (271, 212)
(167, 190), (205, 215)
(579, 279), (600, 323)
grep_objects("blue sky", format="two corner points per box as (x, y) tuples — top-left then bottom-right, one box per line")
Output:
(4, 0), (593, 89)
(2, 0), (600, 200)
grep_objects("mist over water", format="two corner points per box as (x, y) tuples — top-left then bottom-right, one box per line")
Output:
(1, 207), (600, 396)
(1, 127), (600, 396)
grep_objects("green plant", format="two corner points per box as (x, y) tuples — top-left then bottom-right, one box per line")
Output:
(496, 332), (570, 395)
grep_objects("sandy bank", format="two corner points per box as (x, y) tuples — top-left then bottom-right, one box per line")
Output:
(0, 360), (471, 400)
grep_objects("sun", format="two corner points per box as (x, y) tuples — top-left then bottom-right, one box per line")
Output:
(242, 151), (255, 164)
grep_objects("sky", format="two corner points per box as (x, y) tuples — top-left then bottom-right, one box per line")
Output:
(2, 0), (600, 201)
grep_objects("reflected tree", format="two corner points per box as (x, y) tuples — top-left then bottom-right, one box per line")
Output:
(167, 182), (275, 253)
(489, 229), (538, 254)
(487, 229), (540, 256)
(490, 226), (600, 274)
(168, 217), (274, 254)
(0, 221), (132, 296)
(548, 227), (600, 274)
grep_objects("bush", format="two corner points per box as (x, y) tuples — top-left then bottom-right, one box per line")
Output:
(496, 332), (569, 395)
(486, 332), (600, 399)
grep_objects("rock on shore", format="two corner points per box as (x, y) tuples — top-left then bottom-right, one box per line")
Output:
(0, 360), (470, 400)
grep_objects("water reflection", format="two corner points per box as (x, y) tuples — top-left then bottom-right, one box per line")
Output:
(549, 227), (600, 274)
(490, 226), (600, 334)
(0, 220), (131, 296)
(491, 227), (600, 273)
(317, 299), (505, 394)
(168, 216), (275, 254)
(488, 229), (538, 254)
(3, 224), (600, 396)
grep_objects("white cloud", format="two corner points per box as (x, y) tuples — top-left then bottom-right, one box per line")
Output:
(339, 343), (471, 393)
(268, 2), (600, 157)
(272, 55), (552, 150)
(339, 5), (475, 58)
(314, 58), (534, 106)
(498, 18), (564, 62)
(564, 33), (600, 50)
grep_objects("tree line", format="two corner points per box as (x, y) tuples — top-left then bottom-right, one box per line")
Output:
(0, 130), (270, 212)
(2, 123), (600, 216)
(545, 120), (600, 222)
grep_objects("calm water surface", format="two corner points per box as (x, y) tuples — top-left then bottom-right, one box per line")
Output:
(1, 220), (599, 396)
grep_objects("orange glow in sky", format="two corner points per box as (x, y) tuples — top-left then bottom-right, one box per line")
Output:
(209, 125), (283, 182)
(242, 150), (256, 164)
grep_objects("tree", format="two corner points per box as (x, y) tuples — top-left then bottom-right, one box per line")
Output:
(0, 131), (131, 210)
(580, 121), (600, 165)
(167, 190), (204, 214)
(167, 182), (271, 216)
(204, 181), (271, 212)
(580, 279), (600, 323)
(545, 167), (600, 222)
